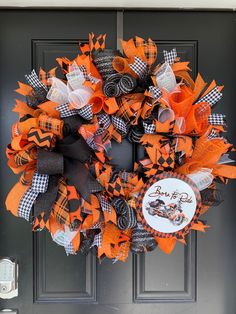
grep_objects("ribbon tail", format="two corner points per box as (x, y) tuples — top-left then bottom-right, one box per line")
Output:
(64, 158), (102, 202)
(34, 175), (60, 220)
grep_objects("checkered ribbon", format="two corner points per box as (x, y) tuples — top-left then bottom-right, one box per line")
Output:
(129, 56), (148, 79)
(56, 103), (93, 121)
(131, 222), (157, 253)
(90, 233), (102, 248)
(78, 104), (93, 120)
(18, 172), (49, 221)
(195, 86), (223, 106)
(112, 198), (137, 230)
(208, 113), (226, 126)
(97, 194), (111, 213)
(56, 103), (78, 118)
(163, 48), (177, 65)
(111, 116), (127, 135)
(96, 114), (127, 136)
(143, 121), (156, 134)
(25, 69), (48, 91)
(149, 86), (162, 100)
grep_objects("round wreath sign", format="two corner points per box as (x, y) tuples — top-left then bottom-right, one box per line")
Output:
(5, 33), (236, 261)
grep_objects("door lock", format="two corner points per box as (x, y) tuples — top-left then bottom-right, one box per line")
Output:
(0, 258), (18, 299)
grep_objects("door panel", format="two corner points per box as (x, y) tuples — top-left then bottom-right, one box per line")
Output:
(124, 10), (236, 314)
(0, 9), (235, 314)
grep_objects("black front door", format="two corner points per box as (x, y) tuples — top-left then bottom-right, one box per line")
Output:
(0, 9), (235, 314)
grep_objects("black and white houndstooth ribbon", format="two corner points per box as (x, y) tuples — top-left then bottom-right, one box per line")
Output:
(163, 48), (177, 65)
(56, 103), (93, 120)
(90, 233), (102, 248)
(56, 103), (78, 118)
(95, 114), (127, 136)
(208, 113), (226, 126)
(149, 86), (162, 100)
(97, 194), (111, 213)
(25, 69), (48, 91)
(143, 121), (156, 134)
(129, 56), (148, 79)
(195, 86), (223, 107)
(18, 172), (49, 221)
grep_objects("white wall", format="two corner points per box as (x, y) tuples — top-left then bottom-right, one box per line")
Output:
(2, 0), (236, 9)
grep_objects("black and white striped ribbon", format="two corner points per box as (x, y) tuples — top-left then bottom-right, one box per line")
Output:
(102, 73), (137, 98)
(112, 198), (137, 230)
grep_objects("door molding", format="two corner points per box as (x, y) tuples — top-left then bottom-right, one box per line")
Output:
(2, 1), (236, 9)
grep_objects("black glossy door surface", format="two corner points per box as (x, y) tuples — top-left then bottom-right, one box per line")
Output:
(0, 9), (235, 314)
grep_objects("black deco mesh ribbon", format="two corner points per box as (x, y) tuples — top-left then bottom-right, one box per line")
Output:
(102, 73), (137, 98)
(92, 49), (122, 80)
(127, 125), (144, 143)
(200, 187), (222, 207)
(79, 237), (93, 255)
(112, 198), (137, 230)
(131, 222), (157, 253)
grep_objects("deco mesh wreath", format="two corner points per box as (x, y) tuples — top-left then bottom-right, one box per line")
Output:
(6, 33), (236, 261)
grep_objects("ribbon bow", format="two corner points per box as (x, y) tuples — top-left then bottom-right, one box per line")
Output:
(47, 63), (100, 111)
(36, 119), (103, 204)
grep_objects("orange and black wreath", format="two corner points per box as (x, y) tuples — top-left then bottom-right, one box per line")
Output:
(5, 33), (236, 261)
